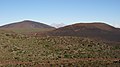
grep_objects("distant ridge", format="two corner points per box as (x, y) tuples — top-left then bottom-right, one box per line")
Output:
(0, 20), (55, 28)
(46, 22), (120, 42)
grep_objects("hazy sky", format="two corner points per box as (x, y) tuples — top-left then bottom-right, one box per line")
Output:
(0, 0), (120, 27)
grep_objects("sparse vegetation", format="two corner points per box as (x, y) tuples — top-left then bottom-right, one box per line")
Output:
(0, 30), (120, 66)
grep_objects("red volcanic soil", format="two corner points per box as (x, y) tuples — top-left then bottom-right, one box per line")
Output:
(0, 20), (55, 28)
(0, 58), (119, 66)
(45, 22), (120, 42)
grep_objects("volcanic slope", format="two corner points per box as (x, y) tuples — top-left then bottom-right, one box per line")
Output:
(0, 20), (54, 28)
(47, 22), (120, 42)
(0, 20), (55, 34)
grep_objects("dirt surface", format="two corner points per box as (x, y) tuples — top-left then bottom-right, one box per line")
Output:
(0, 58), (119, 66)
